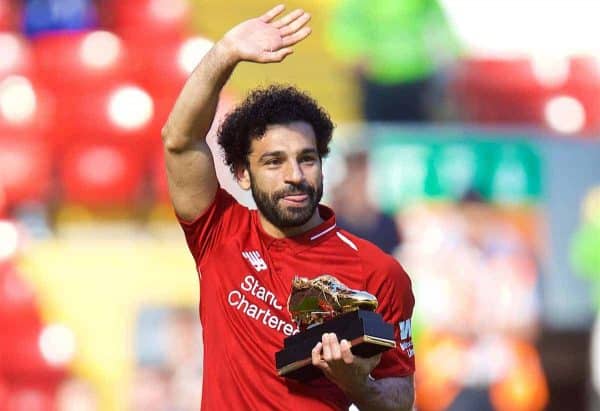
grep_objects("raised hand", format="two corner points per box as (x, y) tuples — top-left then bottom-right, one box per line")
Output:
(222, 4), (312, 63)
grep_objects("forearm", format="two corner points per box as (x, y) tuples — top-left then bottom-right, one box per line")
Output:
(162, 40), (238, 152)
(344, 376), (414, 411)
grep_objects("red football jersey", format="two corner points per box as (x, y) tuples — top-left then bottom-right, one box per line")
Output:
(179, 188), (415, 411)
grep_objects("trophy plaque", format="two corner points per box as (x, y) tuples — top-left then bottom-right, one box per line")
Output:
(275, 275), (396, 381)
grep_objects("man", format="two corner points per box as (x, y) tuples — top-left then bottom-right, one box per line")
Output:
(162, 5), (415, 410)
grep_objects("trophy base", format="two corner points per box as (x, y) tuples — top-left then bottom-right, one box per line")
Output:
(275, 310), (395, 381)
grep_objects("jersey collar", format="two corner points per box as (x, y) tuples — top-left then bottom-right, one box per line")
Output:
(254, 204), (337, 252)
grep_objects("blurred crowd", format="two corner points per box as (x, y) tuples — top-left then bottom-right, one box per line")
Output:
(0, 0), (599, 411)
(1, 0), (212, 410)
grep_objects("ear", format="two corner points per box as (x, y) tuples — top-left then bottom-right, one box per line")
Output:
(235, 167), (251, 191)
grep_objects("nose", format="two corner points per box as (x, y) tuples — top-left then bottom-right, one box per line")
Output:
(284, 160), (304, 184)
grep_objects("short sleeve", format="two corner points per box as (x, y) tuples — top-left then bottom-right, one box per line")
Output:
(366, 257), (415, 379)
(177, 187), (250, 268)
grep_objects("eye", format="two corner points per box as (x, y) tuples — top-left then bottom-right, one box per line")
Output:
(299, 155), (317, 164)
(299, 154), (317, 163)
(264, 158), (282, 166)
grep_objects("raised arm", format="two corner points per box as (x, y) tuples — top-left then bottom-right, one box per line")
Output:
(161, 5), (312, 221)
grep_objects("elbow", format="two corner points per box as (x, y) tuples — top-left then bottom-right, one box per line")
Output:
(160, 123), (170, 143)
(160, 124), (174, 148)
(161, 125), (187, 154)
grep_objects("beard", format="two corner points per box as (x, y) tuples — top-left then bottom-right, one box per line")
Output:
(250, 175), (323, 229)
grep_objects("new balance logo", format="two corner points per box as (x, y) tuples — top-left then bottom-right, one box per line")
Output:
(242, 251), (267, 272)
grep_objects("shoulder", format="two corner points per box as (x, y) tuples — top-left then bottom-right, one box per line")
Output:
(336, 228), (411, 287)
(335, 229), (402, 271)
(178, 187), (252, 265)
(336, 228), (414, 317)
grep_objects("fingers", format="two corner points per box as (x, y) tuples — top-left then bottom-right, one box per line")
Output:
(262, 47), (293, 63)
(272, 8), (304, 29)
(321, 333), (343, 362)
(259, 4), (285, 23)
(340, 339), (354, 364)
(321, 333), (332, 361)
(279, 11), (311, 37)
(312, 342), (329, 371)
(329, 334), (342, 360)
(312, 341), (322, 364)
(313, 334), (354, 375)
(281, 26), (312, 48)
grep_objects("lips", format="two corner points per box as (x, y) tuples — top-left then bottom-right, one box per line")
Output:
(282, 194), (309, 204)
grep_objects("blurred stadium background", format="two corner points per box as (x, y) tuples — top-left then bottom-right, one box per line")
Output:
(0, 0), (599, 410)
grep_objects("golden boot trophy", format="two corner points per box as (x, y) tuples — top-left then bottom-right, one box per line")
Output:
(275, 275), (396, 381)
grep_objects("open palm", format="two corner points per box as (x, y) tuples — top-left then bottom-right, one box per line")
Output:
(223, 5), (312, 63)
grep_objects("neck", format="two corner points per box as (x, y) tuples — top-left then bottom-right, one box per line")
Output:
(258, 210), (324, 239)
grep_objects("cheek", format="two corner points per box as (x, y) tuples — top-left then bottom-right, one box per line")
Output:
(305, 168), (323, 186)
(253, 171), (280, 192)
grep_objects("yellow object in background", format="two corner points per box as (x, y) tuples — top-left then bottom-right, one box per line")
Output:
(191, 0), (360, 122)
(19, 228), (198, 411)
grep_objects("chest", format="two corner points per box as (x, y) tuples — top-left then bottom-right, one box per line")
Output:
(200, 232), (366, 336)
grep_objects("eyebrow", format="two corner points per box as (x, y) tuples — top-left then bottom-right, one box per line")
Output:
(298, 148), (319, 156)
(258, 151), (286, 162)
(258, 148), (318, 162)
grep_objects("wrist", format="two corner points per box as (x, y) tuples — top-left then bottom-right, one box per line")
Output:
(338, 373), (372, 397)
(215, 37), (242, 66)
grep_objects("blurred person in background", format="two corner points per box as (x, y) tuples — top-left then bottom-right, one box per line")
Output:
(331, 151), (402, 254)
(328, 0), (462, 122)
(130, 306), (202, 411)
(397, 192), (547, 411)
(161, 5), (415, 411)
(129, 366), (170, 411)
(164, 308), (202, 370)
(164, 308), (203, 411)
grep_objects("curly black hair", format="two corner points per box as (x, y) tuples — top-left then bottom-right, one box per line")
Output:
(217, 84), (334, 175)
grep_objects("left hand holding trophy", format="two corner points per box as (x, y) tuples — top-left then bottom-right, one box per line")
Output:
(275, 275), (396, 381)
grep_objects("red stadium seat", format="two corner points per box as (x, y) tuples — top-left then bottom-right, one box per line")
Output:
(32, 31), (131, 91)
(0, 263), (68, 390)
(568, 56), (600, 89)
(0, 75), (54, 141)
(51, 83), (157, 156)
(0, 378), (8, 408)
(0, 138), (51, 208)
(0, 0), (20, 31)
(0, 189), (7, 217)
(151, 147), (169, 203)
(458, 58), (536, 91)
(107, 0), (191, 42)
(0, 32), (35, 79)
(59, 141), (145, 207)
(556, 56), (600, 134)
(4, 385), (56, 411)
(127, 35), (213, 99)
(2, 326), (69, 383)
(0, 262), (42, 333)
(452, 58), (547, 124)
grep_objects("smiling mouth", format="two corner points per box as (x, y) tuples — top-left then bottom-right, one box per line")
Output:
(281, 194), (309, 204)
